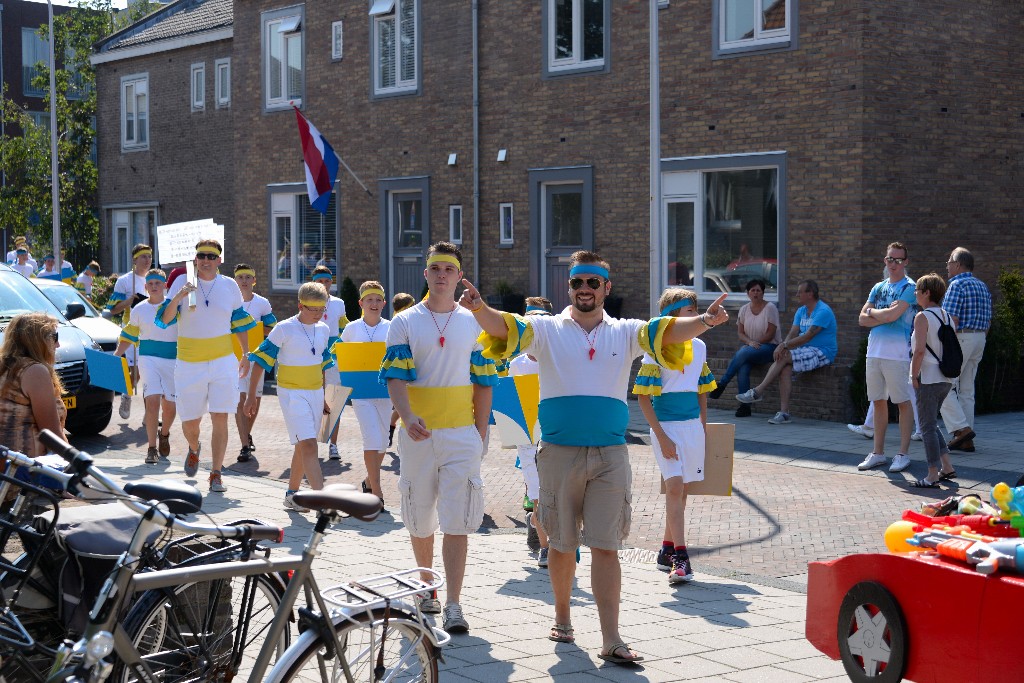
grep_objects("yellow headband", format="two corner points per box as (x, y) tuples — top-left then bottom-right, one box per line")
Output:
(427, 253), (461, 270)
(360, 288), (386, 300)
(196, 245), (221, 256)
(300, 299), (327, 308)
(134, 248), (153, 258)
(234, 269), (256, 278)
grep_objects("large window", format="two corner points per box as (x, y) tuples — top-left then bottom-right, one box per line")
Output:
(271, 190), (339, 291)
(21, 28), (48, 97)
(263, 7), (304, 110)
(662, 153), (786, 304)
(544, 0), (608, 76)
(370, 0), (419, 97)
(714, 0), (795, 57)
(120, 74), (149, 151)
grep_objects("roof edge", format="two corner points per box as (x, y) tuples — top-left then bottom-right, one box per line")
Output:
(90, 27), (232, 65)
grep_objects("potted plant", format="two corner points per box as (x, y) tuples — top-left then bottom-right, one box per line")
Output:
(486, 280), (525, 314)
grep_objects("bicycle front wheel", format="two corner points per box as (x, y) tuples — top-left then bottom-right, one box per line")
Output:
(114, 571), (289, 683)
(271, 608), (439, 683)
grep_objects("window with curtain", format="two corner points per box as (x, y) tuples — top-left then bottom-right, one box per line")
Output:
(371, 0), (419, 96)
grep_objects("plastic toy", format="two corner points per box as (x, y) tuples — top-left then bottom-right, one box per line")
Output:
(901, 509), (1020, 538)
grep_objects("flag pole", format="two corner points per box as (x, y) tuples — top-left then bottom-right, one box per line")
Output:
(337, 155), (372, 198)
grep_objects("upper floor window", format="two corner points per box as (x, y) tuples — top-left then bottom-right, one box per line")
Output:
(370, 0), (419, 97)
(121, 74), (149, 151)
(21, 28), (48, 97)
(215, 58), (231, 107)
(263, 7), (304, 110)
(544, 0), (608, 77)
(715, 0), (796, 57)
(191, 63), (206, 111)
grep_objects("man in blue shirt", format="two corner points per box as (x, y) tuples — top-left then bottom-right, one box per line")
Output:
(940, 247), (992, 453)
(736, 280), (838, 425)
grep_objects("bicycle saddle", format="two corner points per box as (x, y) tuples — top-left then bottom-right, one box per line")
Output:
(124, 479), (203, 514)
(291, 489), (382, 521)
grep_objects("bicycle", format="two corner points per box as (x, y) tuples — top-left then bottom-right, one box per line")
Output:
(7, 431), (449, 682)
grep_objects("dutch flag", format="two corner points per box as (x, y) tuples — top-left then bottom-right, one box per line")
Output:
(294, 106), (339, 215)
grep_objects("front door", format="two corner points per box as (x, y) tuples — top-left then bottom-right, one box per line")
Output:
(388, 191), (425, 312)
(542, 183), (584, 312)
(112, 209), (157, 271)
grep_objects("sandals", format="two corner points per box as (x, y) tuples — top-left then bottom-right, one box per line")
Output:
(548, 623), (574, 643)
(598, 642), (644, 664)
(939, 470), (957, 481)
(910, 477), (940, 488)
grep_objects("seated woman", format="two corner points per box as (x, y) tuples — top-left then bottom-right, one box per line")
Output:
(0, 312), (67, 458)
(709, 279), (780, 416)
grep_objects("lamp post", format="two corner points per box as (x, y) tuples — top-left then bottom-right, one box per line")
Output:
(47, 0), (61, 264)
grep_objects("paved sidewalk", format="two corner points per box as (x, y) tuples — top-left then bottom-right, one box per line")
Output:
(95, 458), (849, 683)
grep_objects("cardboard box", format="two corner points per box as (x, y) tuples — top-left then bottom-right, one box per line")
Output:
(687, 422), (735, 497)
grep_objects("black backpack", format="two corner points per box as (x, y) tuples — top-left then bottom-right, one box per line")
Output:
(925, 309), (963, 378)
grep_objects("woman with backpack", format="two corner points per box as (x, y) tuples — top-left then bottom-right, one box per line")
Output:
(908, 273), (957, 488)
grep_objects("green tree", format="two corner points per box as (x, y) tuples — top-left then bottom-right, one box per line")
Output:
(0, 0), (160, 264)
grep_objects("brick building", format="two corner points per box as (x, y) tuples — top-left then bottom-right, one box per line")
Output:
(93, 0), (1024, 421)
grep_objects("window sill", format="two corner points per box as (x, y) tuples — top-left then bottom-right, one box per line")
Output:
(544, 61), (607, 79)
(714, 39), (793, 60)
(498, 243), (514, 249)
(121, 145), (150, 153)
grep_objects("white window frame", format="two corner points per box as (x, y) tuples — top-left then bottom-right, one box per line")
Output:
(499, 203), (514, 245)
(269, 188), (339, 292)
(215, 58), (231, 107)
(449, 205), (463, 244)
(371, 0), (418, 97)
(546, 0), (606, 74)
(263, 8), (304, 111)
(332, 21), (344, 60)
(120, 73), (149, 152)
(191, 62), (205, 111)
(716, 0), (793, 55)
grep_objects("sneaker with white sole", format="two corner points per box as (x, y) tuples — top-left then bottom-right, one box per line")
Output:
(889, 453), (912, 472)
(183, 444), (201, 477)
(735, 389), (763, 404)
(911, 431), (923, 441)
(208, 470), (227, 493)
(328, 443), (340, 460)
(655, 546), (674, 572)
(416, 591), (442, 615)
(858, 453), (888, 470)
(526, 512), (540, 552)
(538, 547), (549, 568)
(118, 394), (132, 419)
(284, 491), (310, 512)
(768, 411), (793, 425)
(442, 602), (469, 633)
(847, 423), (874, 439)
(668, 553), (694, 584)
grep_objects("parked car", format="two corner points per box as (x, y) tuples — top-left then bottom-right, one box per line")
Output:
(32, 279), (122, 353)
(704, 259), (779, 294)
(0, 265), (114, 435)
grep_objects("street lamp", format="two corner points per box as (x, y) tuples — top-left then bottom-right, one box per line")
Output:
(47, 0), (61, 265)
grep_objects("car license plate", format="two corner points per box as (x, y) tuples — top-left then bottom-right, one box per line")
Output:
(62, 396), (77, 409)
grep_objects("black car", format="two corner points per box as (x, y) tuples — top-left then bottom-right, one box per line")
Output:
(0, 265), (114, 435)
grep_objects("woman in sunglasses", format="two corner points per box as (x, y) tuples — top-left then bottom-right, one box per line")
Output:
(0, 312), (67, 458)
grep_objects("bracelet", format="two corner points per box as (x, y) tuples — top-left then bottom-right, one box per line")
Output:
(699, 313), (713, 328)
(470, 301), (483, 313)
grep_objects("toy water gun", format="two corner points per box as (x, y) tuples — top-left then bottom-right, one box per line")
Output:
(902, 510), (1020, 538)
(908, 529), (1024, 575)
(992, 483), (1024, 533)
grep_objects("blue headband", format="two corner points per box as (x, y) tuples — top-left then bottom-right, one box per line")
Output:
(660, 299), (693, 316)
(146, 273), (167, 283)
(525, 305), (551, 314)
(569, 264), (609, 280)
(312, 273), (333, 282)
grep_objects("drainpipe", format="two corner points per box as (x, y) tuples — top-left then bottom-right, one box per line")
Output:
(471, 0), (480, 284)
(648, 0), (661, 317)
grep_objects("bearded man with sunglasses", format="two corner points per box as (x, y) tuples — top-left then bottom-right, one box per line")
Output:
(158, 239), (257, 493)
(461, 251), (727, 665)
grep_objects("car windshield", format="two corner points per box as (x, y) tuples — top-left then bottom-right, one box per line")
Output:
(0, 272), (67, 322)
(38, 283), (100, 318)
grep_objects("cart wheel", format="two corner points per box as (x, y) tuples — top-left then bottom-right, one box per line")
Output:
(836, 581), (907, 683)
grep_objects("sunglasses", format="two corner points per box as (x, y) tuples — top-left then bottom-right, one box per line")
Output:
(884, 257), (907, 265)
(196, 253), (219, 260)
(569, 277), (604, 290)
(47, 331), (59, 343)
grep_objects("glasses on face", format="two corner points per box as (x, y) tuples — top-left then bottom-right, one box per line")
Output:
(302, 305), (326, 314)
(569, 277), (604, 290)
(946, 260), (957, 265)
(196, 253), (219, 261)
(884, 256), (907, 265)
(47, 331), (59, 343)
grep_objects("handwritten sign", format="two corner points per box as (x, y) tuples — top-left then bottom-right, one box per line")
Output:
(156, 219), (225, 264)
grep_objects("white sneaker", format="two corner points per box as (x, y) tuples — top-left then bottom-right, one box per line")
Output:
(735, 389), (763, 404)
(328, 443), (340, 460)
(284, 492), (310, 513)
(889, 453), (912, 472)
(847, 423), (874, 439)
(858, 453), (888, 470)
(768, 412), (793, 425)
(118, 394), (132, 419)
(911, 431), (923, 441)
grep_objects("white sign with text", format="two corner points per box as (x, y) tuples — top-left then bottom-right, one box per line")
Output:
(156, 219), (225, 264)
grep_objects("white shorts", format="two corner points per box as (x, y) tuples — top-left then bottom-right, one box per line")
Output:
(279, 387), (324, 445)
(238, 363), (264, 398)
(397, 425), (485, 537)
(174, 355), (239, 421)
(352, 398), (391, 452)
(650, 419), (706, 484)
(124, 344), (137, 368)
(866, 357), (912, 404)
(138, 356), (176, 400)
(518, 445), (539, 500)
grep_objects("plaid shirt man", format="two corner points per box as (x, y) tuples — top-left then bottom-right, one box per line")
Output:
(942, 272), (992, 332)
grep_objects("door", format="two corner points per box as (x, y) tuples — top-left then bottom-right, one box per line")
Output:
(388, 191), (425, 312)
(112, 209), (157, 272)
(542, 183), (584, 312)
